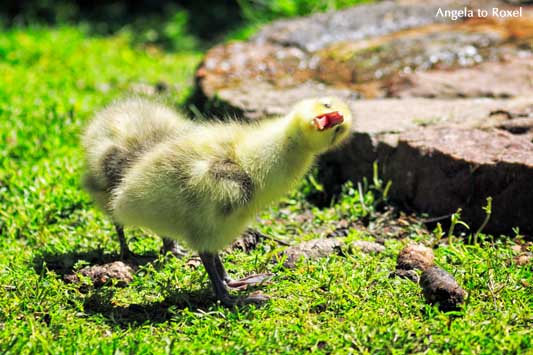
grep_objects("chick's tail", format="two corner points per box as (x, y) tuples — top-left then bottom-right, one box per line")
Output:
(82, 98), (189, 196)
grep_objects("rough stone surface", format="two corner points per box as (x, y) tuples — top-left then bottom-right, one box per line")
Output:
(252, 0), (511, 52)
(384, 127), (533, 235)
(194, 0), (533, 235)
(197, 15), (533, 106)
(420, 266), (466, 311)
(387, 57), (533, 99)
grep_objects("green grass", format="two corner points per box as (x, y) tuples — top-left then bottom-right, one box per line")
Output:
(237, 0), (371, 22)
(0, 18), (532, 355)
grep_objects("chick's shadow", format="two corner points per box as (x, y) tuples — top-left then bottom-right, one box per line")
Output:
(33, 249), (251, 326)
(32, 248), (158, 276)
(83, 286), (218, 327)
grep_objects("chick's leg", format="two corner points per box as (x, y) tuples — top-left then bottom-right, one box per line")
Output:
(213, 253), (230, 281)
(199, 252), (233, 305)
(213, 254), (273, 291)
(115, 224), (131, 260)
(160, 238), (187, 258)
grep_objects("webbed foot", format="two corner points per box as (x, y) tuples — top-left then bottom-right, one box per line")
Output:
(225, 273), (274, 290)
(200, 252), (271, 307)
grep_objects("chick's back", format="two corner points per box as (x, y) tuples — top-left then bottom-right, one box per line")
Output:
(82, 98), (190, 210)
(109, 124), (254, 252)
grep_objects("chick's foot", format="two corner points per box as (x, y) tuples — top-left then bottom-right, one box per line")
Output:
(225, 273), (274, 290)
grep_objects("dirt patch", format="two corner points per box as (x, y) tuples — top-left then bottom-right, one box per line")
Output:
(64, 261), (134, 287)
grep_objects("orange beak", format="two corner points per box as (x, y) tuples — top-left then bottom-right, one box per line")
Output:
(313, 111), (344, 130)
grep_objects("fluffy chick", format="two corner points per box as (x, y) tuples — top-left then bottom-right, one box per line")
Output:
(82, 97), (353, 305)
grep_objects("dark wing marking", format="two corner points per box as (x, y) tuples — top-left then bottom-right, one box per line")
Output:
(210, 159), (254, 214)
(101, 146), (129, 190)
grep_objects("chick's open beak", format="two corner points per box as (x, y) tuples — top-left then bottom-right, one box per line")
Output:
(313, 111), (344, 131)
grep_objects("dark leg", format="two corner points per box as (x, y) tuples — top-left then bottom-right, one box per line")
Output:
(213, 253), (231, 282)
(200, 252), (270, 306)
(115, 224), (130, 260)
(213, 254), (273, 291)
(199, 252), (233, 305)
(160, 238), (188, 258)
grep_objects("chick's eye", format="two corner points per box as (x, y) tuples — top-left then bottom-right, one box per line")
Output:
(323, 103), (332, 109)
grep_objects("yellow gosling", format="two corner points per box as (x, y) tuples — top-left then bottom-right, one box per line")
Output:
(82, 96), (353, 305)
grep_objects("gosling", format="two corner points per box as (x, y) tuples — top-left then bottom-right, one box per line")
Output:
(82, 97), (353, 305)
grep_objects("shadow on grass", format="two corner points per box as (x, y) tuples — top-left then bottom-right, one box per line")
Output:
(32, 248), (158, 276)
(83, 286), (218, 326)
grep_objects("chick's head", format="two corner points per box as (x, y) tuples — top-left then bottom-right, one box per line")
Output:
(290, 97), (353, 153)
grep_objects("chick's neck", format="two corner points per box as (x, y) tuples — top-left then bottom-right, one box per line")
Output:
(237, 114), (316, 196)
